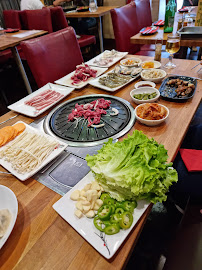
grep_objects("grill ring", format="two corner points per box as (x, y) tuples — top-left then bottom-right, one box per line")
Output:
(43, 94), (136, 147)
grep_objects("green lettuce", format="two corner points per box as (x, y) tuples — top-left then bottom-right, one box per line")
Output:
(86, 130), (178, 203)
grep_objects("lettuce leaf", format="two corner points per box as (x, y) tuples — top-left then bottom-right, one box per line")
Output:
(86, 130), (178, 203)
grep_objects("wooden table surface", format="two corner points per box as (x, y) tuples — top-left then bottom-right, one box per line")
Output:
(0, 55), (202, 270)
(0, 30), (48, 51)
(130, 7), (202, 47)
(64, 6), (117, 18)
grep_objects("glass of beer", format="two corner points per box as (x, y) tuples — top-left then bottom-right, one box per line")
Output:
(164, 33), (180, 69)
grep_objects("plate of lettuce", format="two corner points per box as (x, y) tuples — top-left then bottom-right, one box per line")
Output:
(53, 130), (178, 259)
(86, 130), (178, 204)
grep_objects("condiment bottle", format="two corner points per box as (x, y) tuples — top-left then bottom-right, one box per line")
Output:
(154, 39), (162, 62)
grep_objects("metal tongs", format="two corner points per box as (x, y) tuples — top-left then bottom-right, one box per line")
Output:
(191, 61), (202, 73)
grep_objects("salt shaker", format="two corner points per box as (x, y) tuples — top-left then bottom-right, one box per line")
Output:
(154, 39), (162, 62)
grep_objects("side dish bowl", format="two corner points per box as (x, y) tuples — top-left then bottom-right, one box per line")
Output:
(134, 103), (169, 126)
(141, 69), (167, 83)
(130, 87), (160, 104)
(141, 61), (161, 69)
(134, 81), (156, 89)
(120, 57), (142, 67)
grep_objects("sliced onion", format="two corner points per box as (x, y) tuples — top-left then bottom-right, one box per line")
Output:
(110, 108), (119, 116)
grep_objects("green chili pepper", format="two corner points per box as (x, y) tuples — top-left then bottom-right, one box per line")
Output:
(93, 216), (105, 232)
(103, 197), (115, 205)
(131, 200), (137, 209)
(115, 207), (125, 215)
(100, 193), (110, 201)
(119, 211), (133, 229)
(104, 224), (120, 235)
(110, 205), (116, 214)
(122, 201), (135, 213)
(110, 214), (121, 224)
(98, 205), (112, 220)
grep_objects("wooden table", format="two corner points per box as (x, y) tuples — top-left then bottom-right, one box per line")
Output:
(0, 30), (47, 94)
(65, 6), (118, 53)
(0, 55), (202, 270)
(130, 7), (202, 47)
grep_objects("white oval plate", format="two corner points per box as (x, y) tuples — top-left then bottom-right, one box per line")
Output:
(0, 185), (18, 249)
(120, 57), (142, 67)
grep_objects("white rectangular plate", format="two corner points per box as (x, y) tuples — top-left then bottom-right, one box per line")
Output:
(89, 70), (140, 92)
(8, 83), (74, 117)
(0, 121), (67, 181)
(86, 51), (128, 68)
(54, 67), (108, 89)
(53, 171), (150, 259)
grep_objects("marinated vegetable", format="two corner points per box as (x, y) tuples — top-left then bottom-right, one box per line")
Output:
(133, 92), (157, 100)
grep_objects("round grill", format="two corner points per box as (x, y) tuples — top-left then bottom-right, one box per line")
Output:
(43, 94), (135, 146)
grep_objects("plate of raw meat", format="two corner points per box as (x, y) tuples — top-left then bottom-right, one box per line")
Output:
(55, 63), (108, 89)
(8, 83), (74, 117)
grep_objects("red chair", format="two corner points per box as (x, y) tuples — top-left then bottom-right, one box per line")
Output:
(3, 10), (22, 29)
(21, 27), (83, 88)
(49, 6), (96, 49)
(2, 10), (23, 64)
(110, 2), (140, 54)
(134, 0), (152, 30)
(22, 8), (53, 33)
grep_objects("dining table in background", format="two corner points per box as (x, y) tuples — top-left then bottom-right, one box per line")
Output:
(64, 6), (118, 53)
(130, 7), (202, 47)
(0, 30), (48, 95)
(0, 55), (202, 270)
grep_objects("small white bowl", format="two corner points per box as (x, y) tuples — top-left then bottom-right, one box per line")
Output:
(120, 57), (142, 67)
(141, 61), (161, 69)
(135, 103), (169, 126)
(134, 81), (156, 89)
(141, 69), (167, 83)
(130, 87), (160, 104)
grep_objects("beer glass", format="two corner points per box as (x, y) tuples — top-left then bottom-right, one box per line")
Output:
(164, 33), (180, 69)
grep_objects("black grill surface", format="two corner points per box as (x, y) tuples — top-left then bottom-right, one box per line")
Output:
(49, 95), (133, 143)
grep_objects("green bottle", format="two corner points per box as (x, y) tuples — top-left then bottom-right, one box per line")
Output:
(164, 0), (176, 33)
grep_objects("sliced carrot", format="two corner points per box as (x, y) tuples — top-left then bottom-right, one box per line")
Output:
(0, 126), (15, 146)
(13, 123), (26, 136)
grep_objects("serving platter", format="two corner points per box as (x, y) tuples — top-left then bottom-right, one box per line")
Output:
(89, 69), (140, 92)
(8, 83), (74, 117)
(0, 121), (67, 181)
(53, 171), (149, 259)
(159, 75), (197, 102)
(86, 51), (128, 68)
(0, 185), (18, 249)
(55, 67), (108, 89)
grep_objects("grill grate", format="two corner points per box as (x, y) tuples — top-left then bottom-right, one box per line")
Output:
(44, 94), (135, 146)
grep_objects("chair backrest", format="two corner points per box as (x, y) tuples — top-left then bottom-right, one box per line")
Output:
(3, 10), (22, 29)
(0, 0), (21, 27)
(50, 6), (68, 32)
(22, 8), (53, 33)
(110, 2), (140, 54)
(21, 27), (84, 88)
(134, 0), (152, 30)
